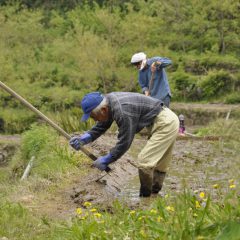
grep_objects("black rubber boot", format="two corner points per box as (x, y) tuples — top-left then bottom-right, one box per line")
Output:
(138, 169), (153, 197)
(152, 171), (166, 194)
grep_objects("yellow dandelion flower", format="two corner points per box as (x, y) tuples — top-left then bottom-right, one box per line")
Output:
(199, 192), (205, 199)
(195, 201), (201, 208)
(157, 216), (163, 222)
(76, 208), (82, 215)
(193, 213), (198, 217)
(166, 206), (175, 212)
(83, 201), (92, 207)
(150, 209), (157, 214)
(90, 208), (97, 212)
(230, 184), (236, 189)
(165, 194), (169, 199)
(140, 229), (147, 237)
(79, 216), (86, 220)
(130, 210), (136, 215)
(94, 213), (102, 218)
(229, 179), (234, 184)
(213, 184), (219, 189)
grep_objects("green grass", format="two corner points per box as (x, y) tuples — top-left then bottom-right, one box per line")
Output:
(0, 202), (53, 240)
(9, 123), (89, 180)
(52, 187), (239, 240)
(0, 107), (37, 134)
(0, 185), (239, 240)
(195, 119), (239, 139)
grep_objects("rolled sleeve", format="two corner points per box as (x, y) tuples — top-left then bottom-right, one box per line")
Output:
(157, 57), (172, 68)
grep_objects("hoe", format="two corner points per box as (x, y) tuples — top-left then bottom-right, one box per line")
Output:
(0, 81), (111, 173)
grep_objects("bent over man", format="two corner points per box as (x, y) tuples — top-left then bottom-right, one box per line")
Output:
(69, 92), (179, 197)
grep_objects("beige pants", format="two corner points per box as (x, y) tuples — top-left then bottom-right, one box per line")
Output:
(137, 107), (179, 172)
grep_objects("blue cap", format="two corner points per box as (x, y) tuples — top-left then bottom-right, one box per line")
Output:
(81, 92), (103, 121)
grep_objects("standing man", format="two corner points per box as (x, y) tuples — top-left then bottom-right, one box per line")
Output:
(69, 92), (179, 197)
(131, 52), (172, 107)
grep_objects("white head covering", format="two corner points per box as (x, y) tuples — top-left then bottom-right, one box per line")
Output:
(140, 59), (147, 70)
(131, 52), (147, 64)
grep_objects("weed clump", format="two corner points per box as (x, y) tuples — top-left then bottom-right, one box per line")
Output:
(10, 124), (88, 180)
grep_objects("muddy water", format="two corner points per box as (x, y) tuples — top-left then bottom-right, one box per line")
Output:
(71, 132), (239, 208)
(119, 137), (239, 203)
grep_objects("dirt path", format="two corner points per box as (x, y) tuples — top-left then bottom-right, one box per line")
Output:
(0, 135), (21, 141)
(171, 102), (240, 112)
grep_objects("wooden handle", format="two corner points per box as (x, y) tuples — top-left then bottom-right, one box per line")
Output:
(0, 81), (98, 161)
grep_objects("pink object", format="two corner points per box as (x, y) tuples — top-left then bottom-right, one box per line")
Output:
(178, 114), (185, 134)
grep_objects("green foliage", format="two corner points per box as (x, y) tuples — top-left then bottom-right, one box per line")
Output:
(0, 0), (240, 134)
(56, 108), (95, 133)
(20, 124), (56, 160)
(0, 107), (36, 133)
(183, 54), (240, 75)
(0, 202), (51, 239)
(224, 92), (240, 104)
(217, 222), (240, 240)
(54, 189), (240, 239)
(0, 168), (9, 181)
(196, 119), (240, 142)
(10, 124), (87, 179)
(200, 70), (234, 99)
(172, 71), (201, 101)
(0, 188), (239, 239)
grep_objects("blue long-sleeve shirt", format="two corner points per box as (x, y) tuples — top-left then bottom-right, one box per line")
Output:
(138, 57), (172, 100)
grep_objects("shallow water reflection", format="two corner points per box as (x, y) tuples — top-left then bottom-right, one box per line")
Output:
(118, 138), (239, 204)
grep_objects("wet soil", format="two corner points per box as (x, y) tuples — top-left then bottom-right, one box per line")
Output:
(69, 132), (239, 210)
(2, 130), (239, 219)
(70, 134), (138, 208)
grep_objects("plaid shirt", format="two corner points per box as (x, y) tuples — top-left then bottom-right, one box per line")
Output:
(88, 92), (163, 161)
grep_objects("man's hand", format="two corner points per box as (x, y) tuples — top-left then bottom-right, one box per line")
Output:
(151, 61), (162, 73)
(145, 90), (150, 96)
(93, 153), (113, 171)
(69, 133), (92, 150)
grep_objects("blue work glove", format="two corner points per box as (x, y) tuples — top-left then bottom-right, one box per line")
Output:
(93, 153), (113, 171)
(69, 133), (92, 150)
